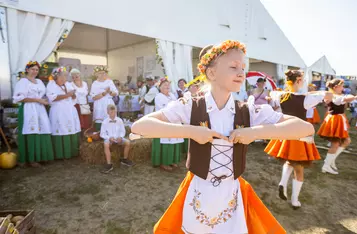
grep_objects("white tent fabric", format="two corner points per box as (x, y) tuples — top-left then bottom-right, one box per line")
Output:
(276, 64), (288, 80)
(157, 39), (193, 91)
(308, 56), (335, 75)
(7, 8), (74, 90)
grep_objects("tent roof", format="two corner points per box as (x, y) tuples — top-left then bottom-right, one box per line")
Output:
(2, 0), (305, 67)
(308, 55), (335, 75)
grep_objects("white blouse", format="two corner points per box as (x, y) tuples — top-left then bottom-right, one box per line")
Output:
(71, 81), (88, 105)
(269, 91), (325, 110)
(46, 81), (81, 135)
(90, 79), (118, 123)
(155, 92), (183, 144)
(13, 78), (51, 134)
(161, 92), (283, 233)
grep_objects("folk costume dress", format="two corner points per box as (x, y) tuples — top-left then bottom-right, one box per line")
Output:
(317, 95), (349, 143)
(265, 92), (324, 165)
(152, 92), (184, 167)
(13, 78), (54, 163)
(154, 92), (286, 234)
(90, 79), (118, 131)
(71, 81), (91, 129)
(144, 85), (159, 115)
(47, 81), (81, 159)
(306, 106), (321, 124)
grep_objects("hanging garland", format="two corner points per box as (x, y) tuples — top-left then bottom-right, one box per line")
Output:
(55, 29), (69, 51)
(155, 41), (166, 76)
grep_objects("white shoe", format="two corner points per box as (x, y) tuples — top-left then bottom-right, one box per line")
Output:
(322, 165), (338, 174)
(330, 163), (338, 171)
(291, 200), (301, 210)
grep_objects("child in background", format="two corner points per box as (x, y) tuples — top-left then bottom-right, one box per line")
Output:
(100, 104), (134, 173)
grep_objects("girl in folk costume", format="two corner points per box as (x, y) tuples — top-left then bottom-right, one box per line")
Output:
(47, 67), (81, 159)
(70, 69), (91, 130)
(264, 70), (332, 209)
(131, 40), (315, 234)
(90, 66), (118, 131)
(13, 61), (54, 167)
(317, 79), (357, 174)
(306, 83), (321, 124)
(152, 78), (183, 171)
(176, 78), (188, 99)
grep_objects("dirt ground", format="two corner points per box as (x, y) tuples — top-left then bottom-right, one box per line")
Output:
(1, 108), (357, 234)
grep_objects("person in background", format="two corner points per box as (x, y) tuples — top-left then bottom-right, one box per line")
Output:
(90, 66), (118, 131)
(152, 78), (182, 171)
(100, 104), (134, 173)
(124, 76), (137, 91)
(47, 67), (81, 160)
(143, 75), (159, 115)
(70, 69), (91, 130)
(176, 78), (187, 99)
(13, 61), (54, 167)
(349, 99), (357, 126)
(343, 84), (351, 95)
(251, 77), (270, 105)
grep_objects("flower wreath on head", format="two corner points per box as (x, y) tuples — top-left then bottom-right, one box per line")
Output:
(185, 75), (205, 88)
(197, 40), (247, 76)
(93, 65), (109, 73)
(48, 67), (67, 81)
(158, 76), (170, 86)
(25, 61), (41, 70)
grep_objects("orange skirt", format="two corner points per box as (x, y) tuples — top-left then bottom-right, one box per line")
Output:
(264, 140), (320, 163)
(153, 172), (286, 234)
(317, 114), (349, 141)
(307, 108), (321, 124)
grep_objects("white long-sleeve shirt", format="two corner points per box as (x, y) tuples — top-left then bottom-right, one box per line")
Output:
(100, 117), (126, 140)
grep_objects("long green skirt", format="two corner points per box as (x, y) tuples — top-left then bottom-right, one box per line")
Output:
(182, 138), (189, 154)
(17, 103), (54, 163)
(95, 123), (102, 132)
(52, 133), (80, 159)
(151, 138), (182, 166)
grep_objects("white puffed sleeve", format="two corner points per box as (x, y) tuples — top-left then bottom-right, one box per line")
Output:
(332, 95), (348, 105)
(161, 96), (192, 125)
(12, 79), (29, 104)
(108, 80), (118, 94)
(247, 96), (283, 126)
(304, 92), (325, 109)
(90, 81), (101, 96)
(46, 81), (59, 103)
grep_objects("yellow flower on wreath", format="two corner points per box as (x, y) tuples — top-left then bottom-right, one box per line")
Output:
(210, 217), (218, 225)
(195, 200), (201, 209)
(228, 199), (236, 208)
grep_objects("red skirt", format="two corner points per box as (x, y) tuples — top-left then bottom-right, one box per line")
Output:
(75, 104), (91, 129)
(317, 114), (349, 142)
(265, 140), (320, 165)
(153, 172), (286, 234)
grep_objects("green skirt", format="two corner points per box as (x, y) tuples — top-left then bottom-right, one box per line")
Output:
(182, 138), (189, 154)
(151, 138), (182, 166)
(52, 133), (80, 159)
(17, 103), (54, 163)
(95, 123), (102, 132)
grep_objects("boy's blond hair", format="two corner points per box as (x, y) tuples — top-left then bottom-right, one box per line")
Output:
(107, 104), (117, 112)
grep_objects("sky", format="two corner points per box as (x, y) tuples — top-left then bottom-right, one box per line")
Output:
(261, 0), (357, 75)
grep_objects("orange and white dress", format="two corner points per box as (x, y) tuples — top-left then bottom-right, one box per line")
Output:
(265, 92), (324, 165)
(156, 93), (285, 234)
(317, 95), (349, 142)
(306, 107), (321, 124)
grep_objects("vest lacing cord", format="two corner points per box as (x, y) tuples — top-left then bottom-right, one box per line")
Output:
(209, 143), (234, 187)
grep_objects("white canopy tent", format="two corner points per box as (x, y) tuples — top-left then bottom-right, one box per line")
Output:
(0, 0), (306, 98)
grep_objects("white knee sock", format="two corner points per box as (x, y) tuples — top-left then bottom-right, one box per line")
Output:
(331, 147), (344, 169)
(279, 162), (293, 196)
(292, 179), (303, 206)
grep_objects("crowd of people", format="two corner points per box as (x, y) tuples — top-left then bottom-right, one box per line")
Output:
(11, 39), (357, 233)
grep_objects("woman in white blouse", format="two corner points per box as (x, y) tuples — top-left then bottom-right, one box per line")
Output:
(47, 67), (81, 159)
(152, 78), (183, 171)
(90, 66), (118, 131)
(70, 69), (91, 130)
(13, 61), (54, 167)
